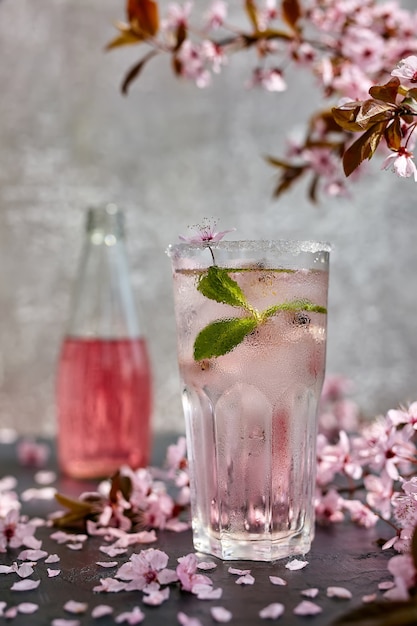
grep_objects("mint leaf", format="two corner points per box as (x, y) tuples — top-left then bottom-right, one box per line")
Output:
(198, 266), (250, 309)
(194, 317), (257, 360)
(263, 298), (327, 319)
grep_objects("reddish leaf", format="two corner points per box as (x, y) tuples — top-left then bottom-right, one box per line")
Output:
(342, 121), (388, 177)
(406, 88), (417, 101)
(356, 99), (394, 128)
(281, 0), (302, 30)
(332, 600), (417, 626)
(332, 104), (365, 132)
(105, 26), (143, 51)
(369, 77), (400, 104)
(271, 164), (305, 197)
(385, 117), (402, 151)
(308, 173), (320, 204)
(173, 22), (187, 52)
(127, 0), (159, 37)
(412, 525), (417, 572)
(121, 49), (159, 94)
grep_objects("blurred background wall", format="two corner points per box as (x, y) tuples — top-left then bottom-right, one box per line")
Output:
(1, 0), (417, 437)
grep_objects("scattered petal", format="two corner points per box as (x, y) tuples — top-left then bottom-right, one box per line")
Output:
(51, 620), (80, 626)
(143, 587), (170, 606)
(0, 565), (14, 574)
(67, 543), (83, 550)
(269, 576), (287, 586)
(21, 487), (57, 501)
(285, 559), (309, 571)
(293, 601), (322, 616)
(17, 602), (39, 614)
(34, 470), (57, 485)
(301, 588), (319, 598)
(165, 519), (190, 532)
(177, 612), (204, 626)
(5, 607), (18, 619)
(327, 586), (352, 599)
(210, 606), (232, 622)
(99, 545), (128, 558)
(17, 549), (48, 561)
(16, 563), (34, 578)
(11, 578), (41, 591)
(362, 593), (377, 603)
(96, 561), (118, 568)
(197, 561), (217, 571)
(45, 554), (60, 563)
(47, 568), (61, 577)
(228, 567), (251, 576)
(378, 581), (395, 590)
(196, 585), (223, 599)
(259, 603), (285, 619)
(115, 606), (145, 624)
(64, 600), (88, 614)
(235, 574), (255, 585)
(92, 604), (114, 618)
(93, 578), (127, 593)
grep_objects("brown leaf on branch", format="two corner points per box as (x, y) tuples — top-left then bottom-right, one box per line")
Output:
(385, 117), (402, 152)
(266, 156), (305, 197)
(245, 0), (260, 31)
(369, 77), (401, 104)
(342, 121), (388, 176)
(127, 0), (159, 37)
(105, 22), (145, 51)
(281, 0), (302, 31)
(332, 103), (366, 132)
(356, 99), (395, 128)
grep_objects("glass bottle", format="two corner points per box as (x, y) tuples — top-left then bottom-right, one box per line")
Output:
(57, 203), (152, 479)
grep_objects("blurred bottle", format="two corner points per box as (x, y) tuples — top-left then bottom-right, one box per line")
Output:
(57, 204), (152, 479)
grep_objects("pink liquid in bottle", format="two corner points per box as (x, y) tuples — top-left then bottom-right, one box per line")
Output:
(57, 336), (152, 479)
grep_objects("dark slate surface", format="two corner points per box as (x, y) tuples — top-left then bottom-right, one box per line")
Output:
(0, 437), (395, 625)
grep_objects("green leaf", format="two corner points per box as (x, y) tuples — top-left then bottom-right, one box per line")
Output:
(194, 317), (258, 360)
(263, 298), (327, 319)
(198, 266), (250, 309)
(332, 601), (417, 626)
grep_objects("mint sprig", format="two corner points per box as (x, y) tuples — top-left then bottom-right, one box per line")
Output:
(194, 266), (327, 361)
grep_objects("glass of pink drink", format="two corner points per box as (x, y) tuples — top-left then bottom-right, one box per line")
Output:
(167, 240), (330, 561)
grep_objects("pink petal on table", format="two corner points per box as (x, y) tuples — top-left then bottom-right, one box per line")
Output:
(21, 487), (57, 501)
(93, 578), (127, 593)
(196, 586), (223, 600)
(5, 607), (18, 619)
(285, 559), (309, 571)
(293, 601), (322, 616)
(67, 543), (83, 551)
(259, 603), (285, 619)
(91, 605), (114, 618)
(17, 549), (47, 561)
(99, 545), (128, 558)
(327, 586), (352, 599)
(235, 574), (255, 585)
(210, 606), (233, 622)
(0, 601), (6, 615)
(0, 565), (14, 574)
(51, 620), (80, 626)
(96, 561), (118, 568)
(16, 563), (34, 578)
(228, 567), (251, 576)
(165, 518), (190, 532)
(301, 588), (319, 598)
(197, 561), (217, 571)
(378, 581), (395, 590)
(143, 587), (170, 606)
(177, 612), (204, 626)
(362, 593), (377, 603)
(17, 602), (39, 614)
(47, 568), (61, 578)
(112, 530), (157, 548)
(11, 578), (41, 591)
(115, 606), (145, 624)
(269, 576), (287, 586)
(34, 470), (57, 485)
(45, 554), (60, 563)
(64, 600), (88, 614)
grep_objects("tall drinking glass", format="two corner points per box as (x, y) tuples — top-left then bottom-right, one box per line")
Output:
(167, 240), (330, 561)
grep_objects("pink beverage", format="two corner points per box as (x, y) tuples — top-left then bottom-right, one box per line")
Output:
(168, 240), (330, 561)
(57, 337), (152, 479)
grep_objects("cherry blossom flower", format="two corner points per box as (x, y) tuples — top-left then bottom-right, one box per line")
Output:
(382, 147), (417, 181)
(0, 510), (41, 552)
(179, 219), (235, 244)
(116, 548), (178, 592)
(247, 67), (287, 92)
(204, 1), (227, 30)
(17, 439), (50, 467)
(391, 55), (417, 82)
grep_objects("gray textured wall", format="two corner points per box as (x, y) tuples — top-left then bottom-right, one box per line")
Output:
(1, 0), (417, 437)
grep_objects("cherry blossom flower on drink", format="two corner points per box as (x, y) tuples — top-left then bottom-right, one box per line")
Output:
(179, 219), (235, 244)
(116, 548), (178, 592)
(382, 147), (417, 182)
(391, 55), (417, 82)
